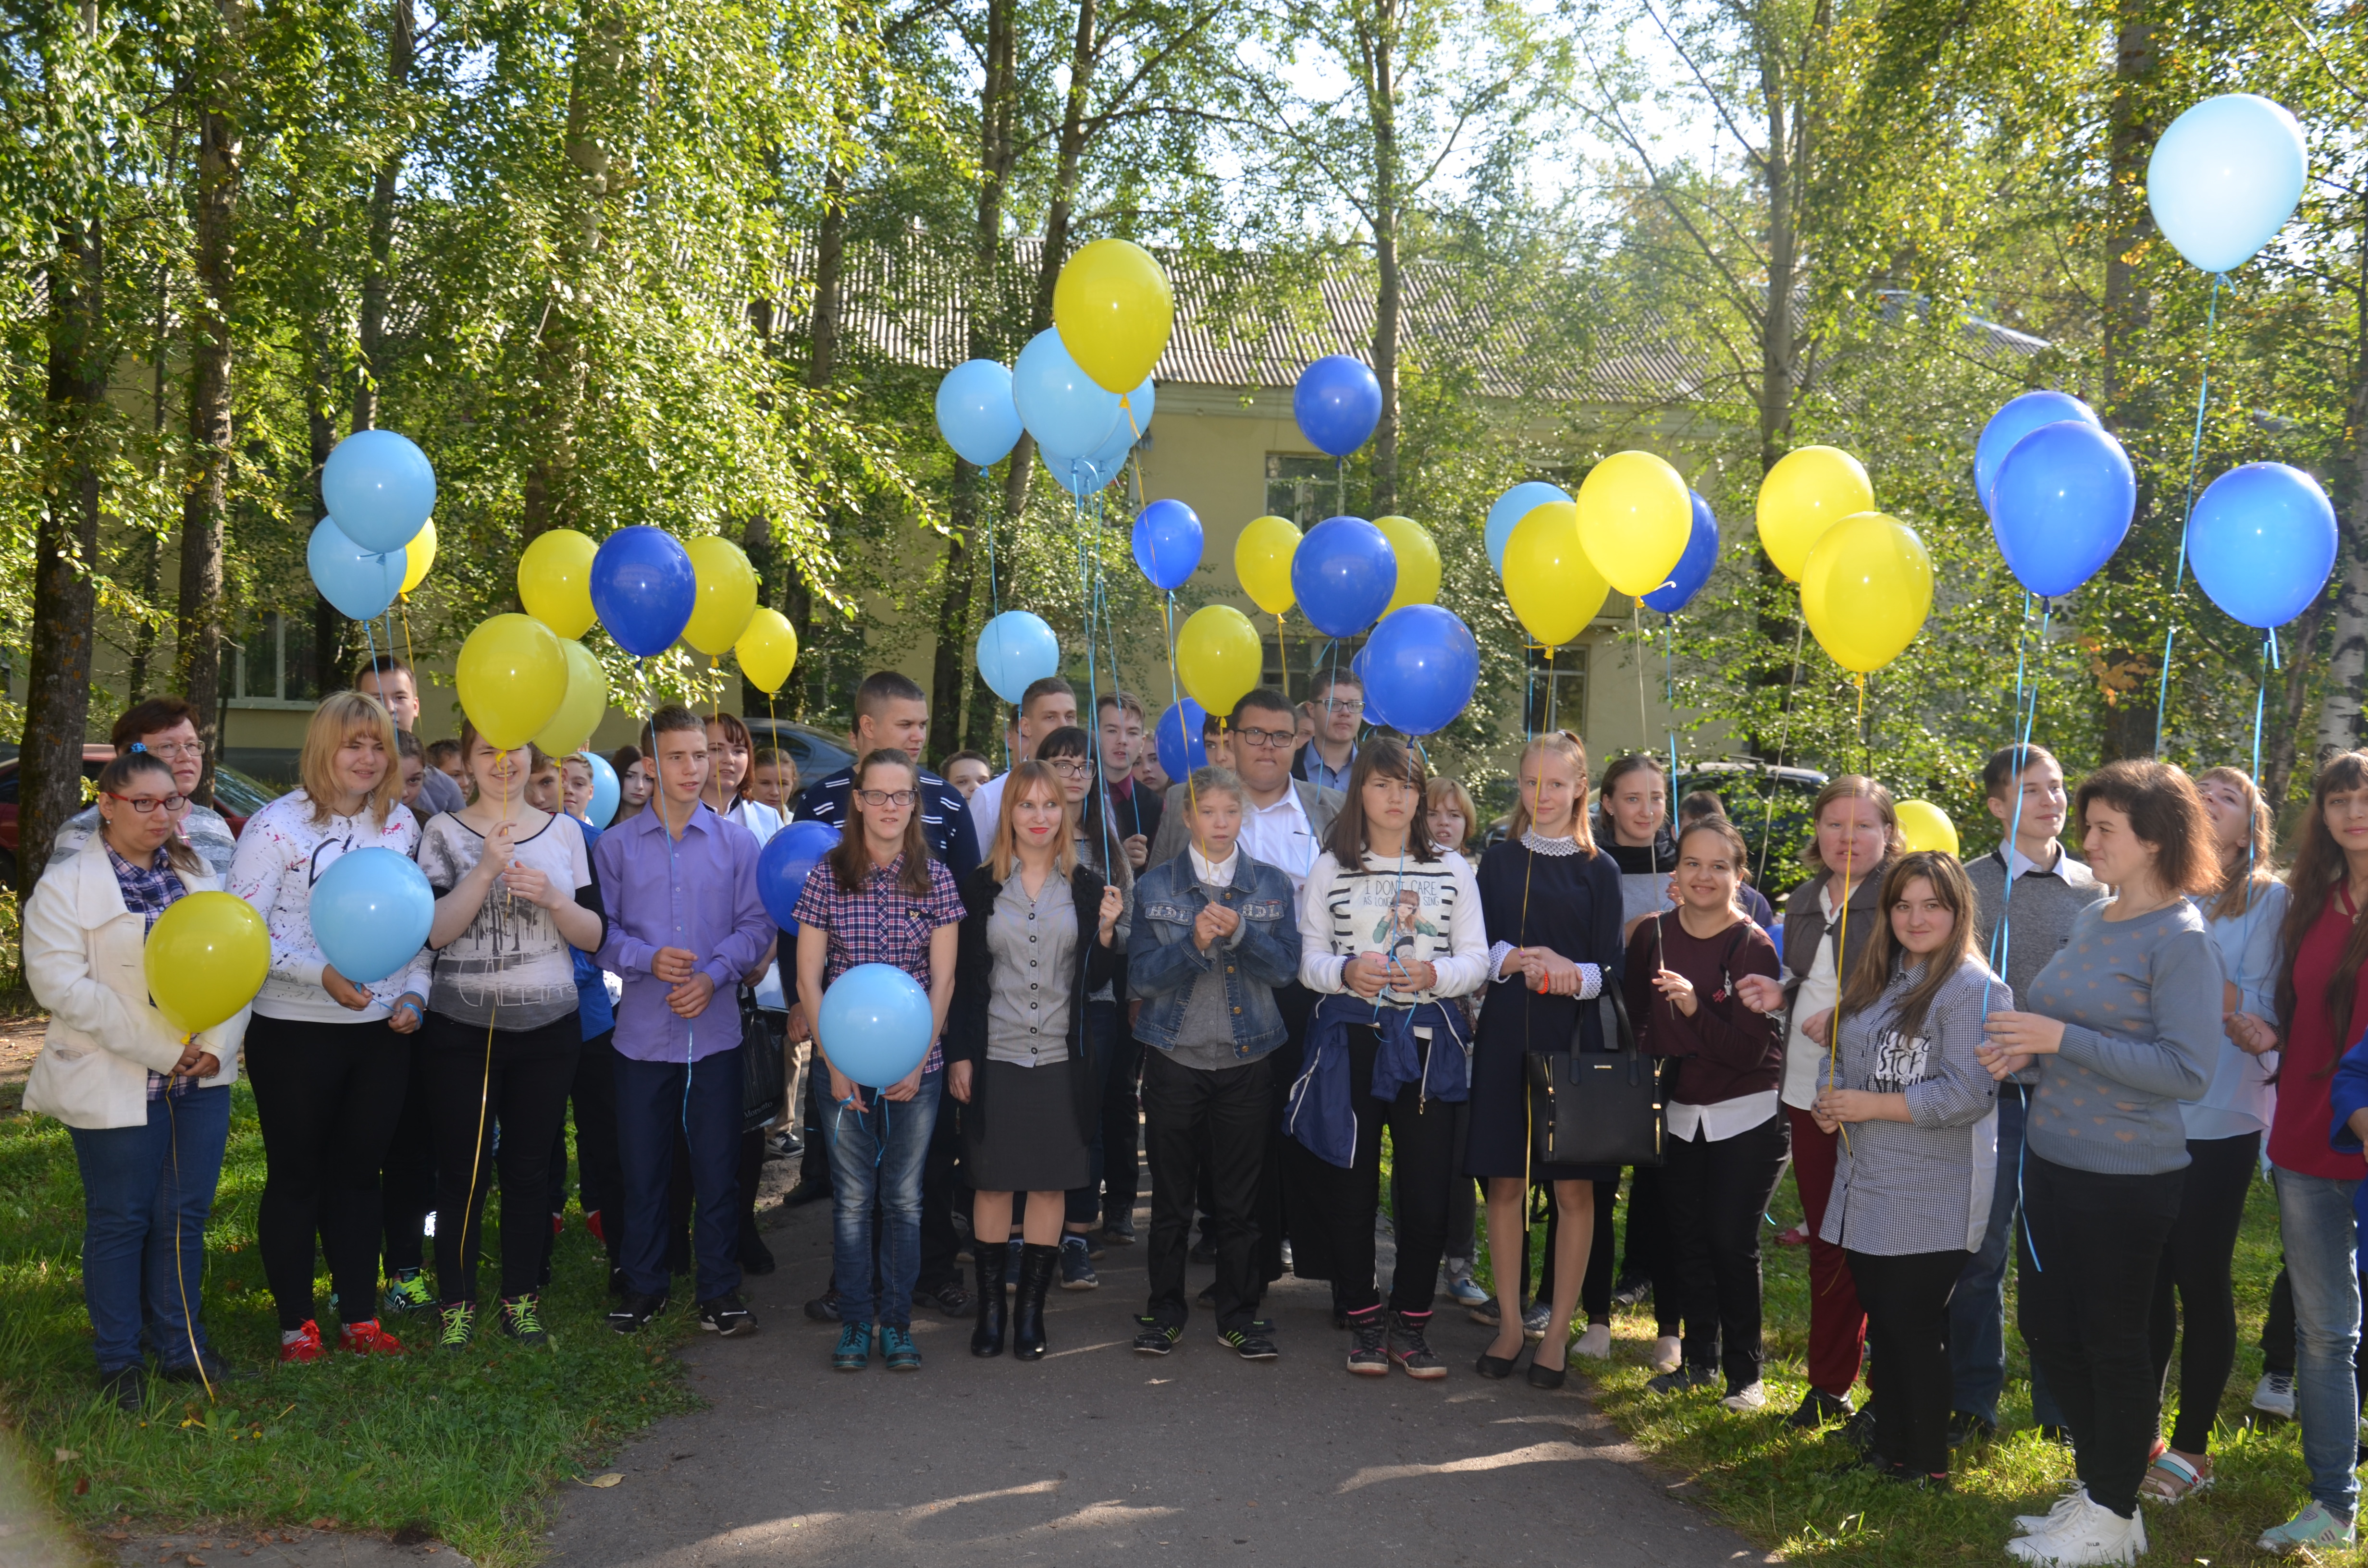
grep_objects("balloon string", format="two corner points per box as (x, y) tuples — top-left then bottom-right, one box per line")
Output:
(1981, 596), (2048, 1024)
(1753, 611), (1808, 890)
(1083, 490), (1113, 879)
(2155, 270), (2223, 757)
(1663, 612), (1679, 787)
(1827, 673), (1867, 1160)
(165, 1084), (213, 1404)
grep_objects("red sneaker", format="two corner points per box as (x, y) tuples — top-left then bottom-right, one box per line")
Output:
(1774, 1224), (1811, 1247)
(338, 1319), (404, 1356)
(550, 1212), (564, 1238)
(279, 1320), (325, 1363)
(584, 1209), (607, 1246)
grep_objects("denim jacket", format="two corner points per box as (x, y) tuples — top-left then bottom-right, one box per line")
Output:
(1128, 849), (1302, 1060)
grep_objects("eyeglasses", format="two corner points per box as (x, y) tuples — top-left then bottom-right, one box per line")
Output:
(1233, 726), (1294, 749)
(106, 791), (187, 815)
(855, 789), (916, 808)
(1320, 698), (1365, 715)
(1044, 758), (1092, 778)
(137, 742), (205, 760)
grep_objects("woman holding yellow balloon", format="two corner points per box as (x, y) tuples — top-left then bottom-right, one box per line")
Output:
(25, 748), (257, 1406)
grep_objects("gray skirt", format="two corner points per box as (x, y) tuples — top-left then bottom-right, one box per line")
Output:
(965, 1058), (1090, 1192)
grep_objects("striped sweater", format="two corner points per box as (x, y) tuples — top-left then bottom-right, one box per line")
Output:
(1296, 849), (1490, 1005)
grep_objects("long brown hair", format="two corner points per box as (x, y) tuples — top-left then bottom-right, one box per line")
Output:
(827, 749), (933, 896)
(2197, 765), (2280, 920)
(1506, 730), (1596, 853)
(988, 760), (1077, 881)
(1838, 851), (1986, 1046)
(1325, 735), (1436, 865)
(96, 752), (204, 876)
(2276, 749), (2368, 1050)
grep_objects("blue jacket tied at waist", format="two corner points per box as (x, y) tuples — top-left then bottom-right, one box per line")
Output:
(1286, 991), (1469, 1168)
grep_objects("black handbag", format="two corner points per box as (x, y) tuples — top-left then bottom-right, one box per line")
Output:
(1527, 981), (1667, 1169)
(739, 991), (787, 1134)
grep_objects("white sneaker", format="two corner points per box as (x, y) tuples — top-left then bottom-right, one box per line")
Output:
(1720, 1381), (1766, 1412)
(1573, 1322), (1613, 1360)
(2015, 1485), (2092, 1536)
(1650, 1335), (1682, 1373)
(2006, 1496), (2146, 1566)
(2252, 1371), (2296, 1419)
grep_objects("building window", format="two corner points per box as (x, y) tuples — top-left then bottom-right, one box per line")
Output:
(1524, 641), (1587, 734)
(1258, 632), (1364, 705)
(1266, 453), (1345, 529)
(221, 611), (324, 709)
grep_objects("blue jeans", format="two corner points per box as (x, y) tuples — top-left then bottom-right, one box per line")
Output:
(827, 1069), (943, 1328)
(1949, 1090), (2066, 1428)
(2272, 1164), (2361, 1517)
(615, 1049), (744, 1305)
(67, 1086), (233, 1373)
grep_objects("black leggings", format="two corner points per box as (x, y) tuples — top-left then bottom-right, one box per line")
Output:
(2148, 1131), (2259, 1454)
(1850, 1247), (1971, 1476)
(1299, 1026), (1459, 1316)
(244, 1014), (413, 1332)
(423, 1013), (580, 1304)
(381, 1040), (437, 1275)
(1661, 1112), (1791, 1392)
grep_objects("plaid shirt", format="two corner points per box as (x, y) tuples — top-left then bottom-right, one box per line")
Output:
(790, 851), (964, 1076)
(108, 844), (193, 1101)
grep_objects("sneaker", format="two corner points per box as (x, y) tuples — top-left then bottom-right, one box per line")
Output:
(1721, 1381), (1768, 1412)
(550, 1211), (564, 1238)
(1646, 1362), (1717, 1395)
(1466, 1298), (1502, 1329)
(1099, 1214), (1136, 1246)
(2015, 1484), (2093, 1536)
(2255, 1502), (2356, 1555)
(1445, 1273), (1491, 1308)
(1786, 1386), (1854, 1430)
(157, 1349), (240, 1385)
(697, 1293), (757, 1337)
(765, 1129), (802, 1160)
(1135, 1319), (1183, 1356)
(832, 1321), (873, 1371)
(436, 1302), (475, 1351)
(803, 1287), (843, 1323)
(608, 1291), (666, 1334)
(1834, 1404), (1877, 1456)
(1078, 1232), (1107, 1261)
(1948, 1409), (1997, 1448)
(917, 1278), (973, 1316)
(278, 1320), (325, 1365)
(1574, 1323), (1613, 1360)
(879, 1323), (920, 1371)
(1218, 1322), (1280, 1360)
(1611, 1273), (1653, 1308)
(497, 1296), (548, 1347)
(1345, 1308), (1390, 1375)
(99, 1365), (146, 1413)
(1774, 1222), (1810, 1247)
(339, 1319), (404, 1356)
(1649, 1334), (1683, 1373)
(2252, 1370), (2297, 1419)
(1389, 1311), (1447, 1379)
(584, 1210), (608, 1246)
(381, 1269), (432, 1318)
(1521, 1302), (1550, 1342)
(2007, 1495), (2146, 1565)
(1059, 1236), (1100, 1291)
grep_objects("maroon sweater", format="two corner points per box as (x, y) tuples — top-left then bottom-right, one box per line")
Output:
(1626, 913), (1785, 1106)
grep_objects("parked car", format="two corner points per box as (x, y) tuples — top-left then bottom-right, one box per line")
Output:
(739, 718), (855, 793)
(0, 748), (282, 885)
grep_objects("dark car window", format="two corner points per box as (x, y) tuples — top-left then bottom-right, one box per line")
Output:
(0, 774), (18, 806)
(209, 764), (283, 818)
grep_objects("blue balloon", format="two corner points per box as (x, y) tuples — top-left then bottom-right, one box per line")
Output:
(1990, 421), (2136, 597)
(1293, 356), (1382, 457)
(756, 819), (842, 931)
(321, 429), (436, 555)
(1132, 499), (1203, 590)
(2190, 462), (2338, 628)
(1154, 699), (1208, 783)
(1291, 515), (1397, 638)
(1042, 377), (1157, 497)
(591, 526), (697, 657)
(976, 610), (1060, 703)
(935, 359), (1024, 467)
(308, 846), (434, 985)
(1013, 328), (1121, 457)
(1974, 390), (2100, 513)
(1644, 491), (1720, 613)
(308, 518), (404, 620)
(1361, 605), (1480, 737)
(816, 962), (936, 1088)
(581, 750), (619, 829)
(2148, 94), (2306, 275)
(1484, 481), (1573, 575)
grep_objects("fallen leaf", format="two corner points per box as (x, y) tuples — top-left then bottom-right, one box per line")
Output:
(101, 1531), (128, 1544)
(186, 1555), (207, 1566)
(53, 1448), (79, 1464)
(576, 1473), (623, 1488)
(74, 1477), (89, 1496)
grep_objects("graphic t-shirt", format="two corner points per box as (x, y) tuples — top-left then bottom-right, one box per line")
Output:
(418, 810), (594, 1030)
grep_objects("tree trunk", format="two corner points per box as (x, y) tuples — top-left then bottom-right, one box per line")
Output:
(129, 225), (172, 703)
(1748, 27), (1806, 760)
(2266, 592), (2330, 809)
(2317, 229), (2368, 762)
(930, 464), (979, 759)
(350, 0), (414, 435)
(2094, 0), (2159, 762)
(308, 316), (346, 693)
(22, 214), (105, 898)
(1367, 0), (1400, 518)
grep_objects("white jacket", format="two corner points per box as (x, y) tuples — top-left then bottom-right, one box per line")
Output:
(23, 835), (248, 1130)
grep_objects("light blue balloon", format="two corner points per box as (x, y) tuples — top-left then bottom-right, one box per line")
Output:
(1012, 328), (1121, 458)
(1975, 390), (2100, 514)
(2189, 462), (2337, 629)
(976, 610), (1060, 703)
(321, 429), (435, 554)
(1990, 421), (2135, 598)
(308, 846), (434, 985)
(935, 359), (1024, 467)
(308, 517), (403, 620)
(1484, 481), (1572, 576)
(817, 963), (936, 1088)
(581, 750), (619, 828)
(1041, 377), (1156, 497)
(2147, 93), (2306, 274)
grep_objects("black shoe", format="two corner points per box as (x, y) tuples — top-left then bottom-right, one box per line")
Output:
(803, 1287), (842, 1323)
(1947, 1409), (1996, 1448)
(1135, 1317), (1182, 1355)
(1832, 1405), (1878, 1456)
(1646, 1362), (1717, 1395)
(918, 1277), (974, 1317)
(698, 1292), (757, 1337)
(783, 1177), (832, 1208)
(99, 1365), (145, 1412)
(972, 1254), (1009, 1358)
(1475, 1349), (1520, 1379)
(738, 1232), (777, 1276)
(765, 1129), (802, 1161)
(1190, 1236), (1218, 1264)
(1012, 1244), (1059, 1361)
(1611, 1273), (1653, 1309)
(1786, 1386), (1854, 1430)
(608, 1291), (667, 1334)
(607, 1264), (628, 1298)
(156, 1350), (246, 1385)
(2035, 1422), (2071, 1445)
(1100, 1214), (1136, 1246)
(1059, 1237), (1100, 1290)
(1218, 1321), (1279, 1360)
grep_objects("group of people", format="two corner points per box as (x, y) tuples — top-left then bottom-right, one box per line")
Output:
(24, 653), (2368, 1566)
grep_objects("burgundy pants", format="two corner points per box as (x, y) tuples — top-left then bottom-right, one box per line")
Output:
(1787, 1104), (1867, 1399)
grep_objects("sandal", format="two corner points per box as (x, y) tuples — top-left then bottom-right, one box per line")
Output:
(2138, 1449), (2213, 1504)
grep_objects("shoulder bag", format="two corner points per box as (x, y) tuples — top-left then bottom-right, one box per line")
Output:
(1527, 978), (1667, 1168)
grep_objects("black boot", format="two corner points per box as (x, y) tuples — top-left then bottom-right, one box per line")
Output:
(1012, 1243), (1059, 1361)
(971, 1245), (1010, 1358)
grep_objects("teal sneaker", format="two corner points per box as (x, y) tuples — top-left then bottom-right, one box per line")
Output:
(2257, 1502), (2355, 1555)
(831, 1321), (873, 1372)
(382, 1269), (432, 1318)
(436, 1301), (474, 1351)
(880, 1323), (921, 1371)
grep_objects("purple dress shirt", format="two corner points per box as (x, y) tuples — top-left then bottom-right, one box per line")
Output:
(593, 801), (772, 1063)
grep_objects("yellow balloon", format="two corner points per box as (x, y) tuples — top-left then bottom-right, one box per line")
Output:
(1501, 502), (1610, 648)
(1578, 451), (1691, 599)
(1234, 514), (1301, 616)
(1800, 511), (1933, 674)
(1052, 238), (1175, 393)
(533, 639), (609, 756)
(1757, 446), (1875, 581)
(144, 891), (268, 1037)
(401, 519), (437, 596)
(1176, 604), (1264, 717)
(737, 607), (800, 695)
(1895, 800), (1960, 858)
(682, 535), (760, 658)
(1373, 515), (1442, 616)
(518, 529), (598, 639)
(456, 613), (568, 749)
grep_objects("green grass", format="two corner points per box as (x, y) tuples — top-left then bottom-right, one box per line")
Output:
(0, 1082), (700, 1566)
(1499, 1166), (2368, 1565)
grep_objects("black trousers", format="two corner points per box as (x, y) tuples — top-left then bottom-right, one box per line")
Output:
(1850, 1247), (1971, 1477)
(244, 1014), (413, 1331)
(1299, 1026), (1459, 1317)
(919, 1084), (962, 1291)
(542, 1028), (624, 1272)
(2148, 1131), (2259, 1454)
(380, 1031), (438, 1276)
(1100, 1028), (1145, 1221)
(423, 1013), (580, 1304)
(1143, 1049), (1270, 1332)
(1260, 982), (1318, 1288)
(1066, 999), (1122, 1226)
(2018, 1152), (2183, 1518)
(1661, 1111), (1791, 1392)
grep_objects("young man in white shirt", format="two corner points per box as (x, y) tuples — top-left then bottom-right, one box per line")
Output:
(966, 677), (1079, 848)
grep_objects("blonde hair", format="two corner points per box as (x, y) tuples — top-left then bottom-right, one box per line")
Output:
(2197, 766), (2280, 920)
(302, 691), (403, 830)
(989, 760), (1079, 880)
(1426, 776), (1479, 851)
(1505, 731), (1596, 854)
(1801, 774), (1905, 873)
